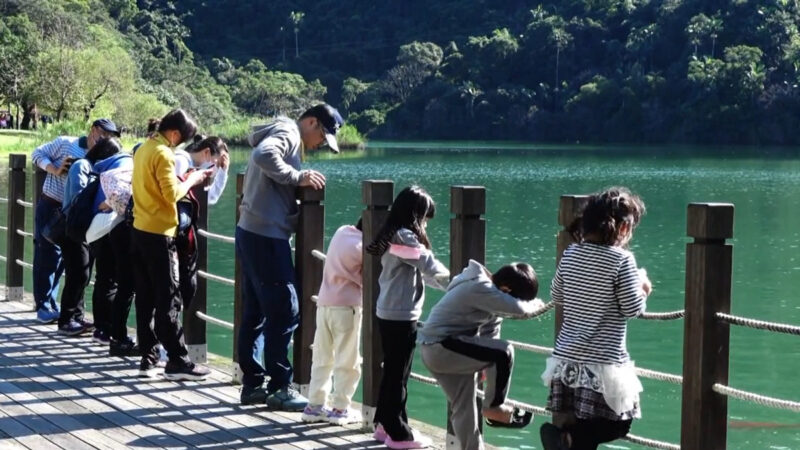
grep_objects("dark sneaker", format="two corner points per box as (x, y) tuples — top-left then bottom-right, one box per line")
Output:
(266, 386), (308, 412)
(36, 308), (59, 324)
(57, 320), (89, 336)
(163, 361), (210, 381)
(540, 423), (568, 450)
(240, 384), (268, 405)
(110, 337), (140, 357)
(92, 329), (110, 345)
(77, 318), (95, 332)
(138, 359), (159, 379)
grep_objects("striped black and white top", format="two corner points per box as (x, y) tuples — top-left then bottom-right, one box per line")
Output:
(551, 243), (646, 365)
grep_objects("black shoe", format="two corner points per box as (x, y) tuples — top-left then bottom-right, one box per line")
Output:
(110, 337), (140, 357)
(138, 358), (159, 379)
(163, 361), (210, 381)
(540, 423), (568, 450)
(240, 384), (268, 405)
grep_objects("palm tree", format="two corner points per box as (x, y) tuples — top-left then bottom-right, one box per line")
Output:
(290, 11), (305, 58)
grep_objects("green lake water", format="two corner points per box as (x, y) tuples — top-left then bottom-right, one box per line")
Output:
(5, 142), (800, 449)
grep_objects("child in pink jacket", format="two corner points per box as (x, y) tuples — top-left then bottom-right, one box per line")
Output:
(301, 220), (364, 425)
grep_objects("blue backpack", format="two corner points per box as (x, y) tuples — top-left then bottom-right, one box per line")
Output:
(65, 172), (100, 243)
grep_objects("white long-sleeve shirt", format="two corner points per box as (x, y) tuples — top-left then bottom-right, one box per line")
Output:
(174, 149), (229, 205)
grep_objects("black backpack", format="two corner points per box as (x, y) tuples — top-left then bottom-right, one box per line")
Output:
(65, 172), (100, 243)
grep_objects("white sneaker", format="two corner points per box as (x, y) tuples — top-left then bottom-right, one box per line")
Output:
(300, 404), (330, 423)
(326, 408), (362, 425)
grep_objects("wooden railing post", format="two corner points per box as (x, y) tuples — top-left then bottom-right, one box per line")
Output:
(447, 186), (486, 449)
(681, 203), (734, 450)
(293, 185), (325, 393)
(554, 195), (588, 338)
(361, 180), (394, 427)
(232, 173), (244, 384)
(6, 154), (26, 301)
(184, 183), (208, 364)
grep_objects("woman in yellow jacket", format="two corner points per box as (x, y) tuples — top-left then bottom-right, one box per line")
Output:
(131, 109), (212, 381)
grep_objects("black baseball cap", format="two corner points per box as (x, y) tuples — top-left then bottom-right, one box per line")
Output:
(304, 104), (344, 152)
(92, 118), (121, 137)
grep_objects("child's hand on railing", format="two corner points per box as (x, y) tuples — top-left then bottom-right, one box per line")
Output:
(639, 268), (652, 296)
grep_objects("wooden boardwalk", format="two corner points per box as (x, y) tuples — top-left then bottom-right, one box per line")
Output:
(0, 299), (446, 450)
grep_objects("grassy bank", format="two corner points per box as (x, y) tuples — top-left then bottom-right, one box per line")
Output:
(207, 116), (366, 150)
(0, 117), (367, 156)
(0, 127), (140, 156)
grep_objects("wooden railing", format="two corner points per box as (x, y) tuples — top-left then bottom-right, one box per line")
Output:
(2, 153), (798, 449)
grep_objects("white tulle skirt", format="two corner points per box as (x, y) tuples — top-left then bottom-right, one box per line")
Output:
(542, 357), (643, 418)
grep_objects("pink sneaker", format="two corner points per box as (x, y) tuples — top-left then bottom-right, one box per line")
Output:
(384, 431), (432, 449)
(373, 424), (388, 442)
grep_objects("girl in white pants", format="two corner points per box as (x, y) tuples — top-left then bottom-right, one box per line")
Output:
(302, 222), (363, 425)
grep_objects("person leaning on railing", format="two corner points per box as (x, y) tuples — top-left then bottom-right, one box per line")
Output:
(540, 187), (652, 450)
(30, 118), (121, 324)
(236, 104), (343, 411)
(419, 259), (544, 450)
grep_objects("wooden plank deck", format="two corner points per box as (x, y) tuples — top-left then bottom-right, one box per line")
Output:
(0, 298), (448, 450)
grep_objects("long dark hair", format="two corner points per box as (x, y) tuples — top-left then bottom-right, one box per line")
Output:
(86, 138), (122, 164)
(366, 185), (436, 256)
(185, 134), (228, 156)
(158, 109), (197, 144)
(568, 186), (646, 246)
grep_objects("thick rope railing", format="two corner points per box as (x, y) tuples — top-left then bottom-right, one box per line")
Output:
(716, 312), (800, 336)
(15, 229), (33, 239)
(408, 372), (680, 449)
(0, 225), (7, 231)
(196, 311), (234, 330)
(639, 310), (685, 320)
(621, 434), (681, 450)
(197, 270), (235, 286)
(713, 383), (800, 413)
(15, 259), (32, 270)
(0, 255), (6, 262)
(0, 197), (7, 203)
(15, 199), (32, 208)
(197, 228), (235, 244)
(504, 340), (683, 384)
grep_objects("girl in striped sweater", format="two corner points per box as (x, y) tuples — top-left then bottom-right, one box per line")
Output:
(540, 187), (652, 450)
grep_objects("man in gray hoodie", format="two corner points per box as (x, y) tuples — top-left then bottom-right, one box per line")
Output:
(237, 104), (343, 410)
(419, 259), (544, 450)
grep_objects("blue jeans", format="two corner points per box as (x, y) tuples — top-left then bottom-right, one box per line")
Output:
(236, 227), (299, 391)
(33, 197), (64, 311)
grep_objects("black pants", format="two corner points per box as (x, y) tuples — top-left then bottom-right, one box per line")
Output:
(375, 318), (417, 442)
(108, 222), (136, 342)
(176, 225), (197, 311)
(58, 238), (91, 327)
(89, 235), (115, 335)
(131, 228), (188, 365)
(566, 418), (632, 450)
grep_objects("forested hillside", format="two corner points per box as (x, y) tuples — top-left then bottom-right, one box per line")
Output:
(4, 0), (800, 145)
(172, 0), (800, 145)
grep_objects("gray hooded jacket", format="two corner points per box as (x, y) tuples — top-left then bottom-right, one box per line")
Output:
(238, 117), (304, 240)
(375, 228), (449, 321)
(418, 259), (543, 344)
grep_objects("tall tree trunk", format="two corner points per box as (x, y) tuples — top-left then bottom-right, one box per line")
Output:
(20, 101), (32, 130)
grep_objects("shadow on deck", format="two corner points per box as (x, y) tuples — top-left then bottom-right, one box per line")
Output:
(0, 298), (447, 450)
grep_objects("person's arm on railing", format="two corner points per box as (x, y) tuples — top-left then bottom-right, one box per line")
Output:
(616, 253), (648, 318)
(251, 134), (325, 189)
(32, 137), (70, 176)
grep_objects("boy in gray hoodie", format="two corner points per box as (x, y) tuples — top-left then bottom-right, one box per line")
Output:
(419, 259), (544, 450)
